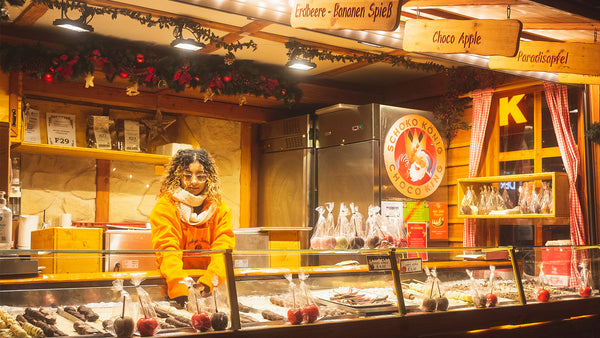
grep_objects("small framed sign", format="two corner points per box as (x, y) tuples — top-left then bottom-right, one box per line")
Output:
(367, 255), (392, 271)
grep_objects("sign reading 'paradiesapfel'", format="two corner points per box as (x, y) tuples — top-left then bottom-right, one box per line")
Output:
(489, 41), (600, 76)
(290, 0), (401, 31)
(402, 19), (522, 56)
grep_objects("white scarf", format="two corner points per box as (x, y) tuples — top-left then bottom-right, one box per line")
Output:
(172, 189), (217, 227)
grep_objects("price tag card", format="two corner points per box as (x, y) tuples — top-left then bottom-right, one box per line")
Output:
(399, 257), (422, 273)
(24, 108), (41, 143)
(46, 113), (76, 147)
(123, 120), (141, 152)
(367, 255), (392, 271)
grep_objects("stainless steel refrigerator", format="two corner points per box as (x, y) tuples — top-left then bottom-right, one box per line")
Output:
(315, 103), (447, 214)
(257, 114), (315, 229)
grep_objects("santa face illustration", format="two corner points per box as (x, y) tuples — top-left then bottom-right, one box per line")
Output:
(395, 128), (437, 186)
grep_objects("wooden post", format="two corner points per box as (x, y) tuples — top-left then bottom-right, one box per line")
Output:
(96, 159), (110, 222)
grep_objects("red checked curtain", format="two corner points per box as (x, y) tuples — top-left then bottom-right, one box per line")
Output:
(463, 88), (493, 247)
(543, 82), (587, 286)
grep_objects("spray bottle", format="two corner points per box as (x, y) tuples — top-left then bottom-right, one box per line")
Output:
(0, 191), (13, 249)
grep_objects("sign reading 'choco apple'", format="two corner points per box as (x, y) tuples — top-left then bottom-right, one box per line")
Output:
(489, 41), (600, 76)
(402, 19), (522, 56)
(290, 0), (401, 31)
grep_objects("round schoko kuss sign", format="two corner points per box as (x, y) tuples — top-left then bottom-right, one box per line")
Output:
(384, 115), (446, 199)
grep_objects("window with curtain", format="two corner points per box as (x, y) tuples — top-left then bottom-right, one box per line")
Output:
(498, 87), (579, 176)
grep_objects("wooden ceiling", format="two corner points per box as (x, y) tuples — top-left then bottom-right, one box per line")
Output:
(2, 0), (600, 119)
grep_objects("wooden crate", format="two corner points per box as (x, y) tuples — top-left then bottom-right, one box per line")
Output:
(457, 172), (569, 219)
(31, 228), (103, 274)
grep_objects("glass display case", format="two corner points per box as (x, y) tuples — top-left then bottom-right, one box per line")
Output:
(1, 246), (598, 337)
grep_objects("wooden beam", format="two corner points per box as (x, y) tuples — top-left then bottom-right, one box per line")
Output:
(201, 21), (271, 54)
(403, 0), (522, 7)
(523, 22), (600, 30)
(12, 3), (48, 26)
(21, 77), (287, 123)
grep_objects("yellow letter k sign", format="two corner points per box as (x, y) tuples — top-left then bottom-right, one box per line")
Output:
(499, 94), (527, 126)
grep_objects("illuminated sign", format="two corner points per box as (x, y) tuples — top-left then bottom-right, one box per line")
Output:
(499, 94), (527, 126)
(403, 19), (522, 56)
(489, 41), (600, 76)
(290, 0), (401, 31)
(383, 115), (446, 199)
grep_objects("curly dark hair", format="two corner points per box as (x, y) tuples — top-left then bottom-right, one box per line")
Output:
(159, 148), (221, 201)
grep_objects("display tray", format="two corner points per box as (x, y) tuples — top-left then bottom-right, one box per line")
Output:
(312, 288), (399, 315)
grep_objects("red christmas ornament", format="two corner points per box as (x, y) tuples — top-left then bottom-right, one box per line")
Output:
(223, 76), (231, 82)
(136, 54), (144, 63)
(43, 73), (53, 82)
(119, 72), (129, 78)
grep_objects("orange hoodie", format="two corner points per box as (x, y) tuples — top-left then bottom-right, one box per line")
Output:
(150, 195), (235, 299)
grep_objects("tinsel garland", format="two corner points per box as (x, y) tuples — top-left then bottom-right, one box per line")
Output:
(28, 0), (257, 52)
(0, 36), (302, 105)
(285, 39), (446, 73)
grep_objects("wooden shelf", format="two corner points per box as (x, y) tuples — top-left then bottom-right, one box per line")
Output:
(457, 172), (569, 219)
(11, 142), (171, 164)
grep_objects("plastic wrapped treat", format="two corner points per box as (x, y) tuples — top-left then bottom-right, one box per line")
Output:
(535, 263), (550, 302)
(466, 269), (486, 308)
(348, 203), (365, 249)
(322, 202), (337, 249)
(210, 275), (229, 331)
(485, 266), (498, 308)
(106, 279), (135, 338)
(310, 206), (327, 249)
(131, 275), (159, 337)
(578, 262), (593, 298)
(284, 273), (303, 325)
(420, 267), (437, 312)
(298, 271), (320, 323)
(183, 277), (212, 332)
(334, 203), (351, 249)
(365, 205), (383, 249)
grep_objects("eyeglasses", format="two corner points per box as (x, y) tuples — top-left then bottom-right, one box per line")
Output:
(182, 173), (208, 183)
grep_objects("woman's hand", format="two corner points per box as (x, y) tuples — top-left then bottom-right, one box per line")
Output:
(196, 282), (211, 297)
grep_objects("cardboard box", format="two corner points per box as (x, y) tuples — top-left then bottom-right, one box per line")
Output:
(541, 246), (571, 286)
(31, 228), (103, 274)
(155, 143), (192, 156)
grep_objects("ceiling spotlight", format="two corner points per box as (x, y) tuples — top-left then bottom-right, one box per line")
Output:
(171, 38), (205, 51)
(286, 59), (316, 70)
(171, 24), (205, 51)
(52, 5), (94, 32)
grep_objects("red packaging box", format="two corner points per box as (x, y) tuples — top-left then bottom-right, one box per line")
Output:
(541, 246), (571, 286)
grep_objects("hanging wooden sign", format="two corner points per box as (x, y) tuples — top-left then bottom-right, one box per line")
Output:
(290, 0), (401, 31)
(489, 41), (600, 76)
(557, 73), (600, 85)
(402, 19), (522, 56)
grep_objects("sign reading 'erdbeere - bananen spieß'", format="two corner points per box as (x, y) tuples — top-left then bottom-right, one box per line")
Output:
(402, 19), (522, 57)
(489, 41), (600, 76)
(290, 0), (401, 30)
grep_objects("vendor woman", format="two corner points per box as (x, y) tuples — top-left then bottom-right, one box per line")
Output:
(150, 148), (235, 306)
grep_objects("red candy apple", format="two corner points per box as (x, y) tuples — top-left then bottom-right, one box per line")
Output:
(191, 312), (212, 332)
(536, 289), (550, 302)
(136, 317), (158, 337)
(302, 304), (319, 323)
(579, 286), (592, 298)
(485, 293), (498, 307)
(287, 308), (303, 325)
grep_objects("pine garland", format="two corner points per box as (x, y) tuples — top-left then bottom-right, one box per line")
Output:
(585, 122), (600, 145)
(0, 36), (302, 105)
(285, 39), (446, 73)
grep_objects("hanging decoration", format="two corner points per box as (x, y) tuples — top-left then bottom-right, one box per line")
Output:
(142, 109), (176, 144)
(285, 39), (446, 73)
(0, 36), (303, 105)
(84, 73), (94, 88)
(585, 122), (600, 145)
(126, 82), (139, 96)
(432, 67), (513, 140)
(29, 0), (257, 53)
